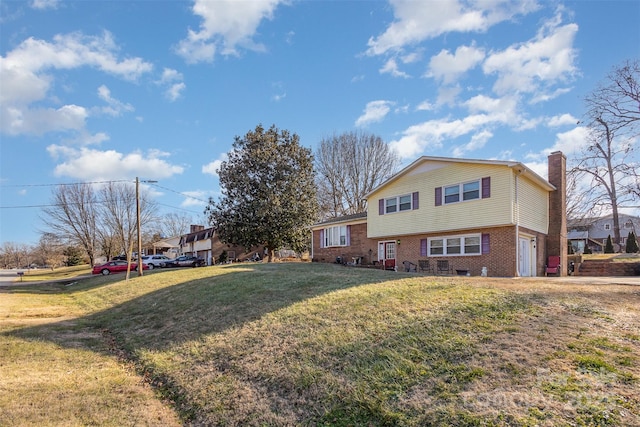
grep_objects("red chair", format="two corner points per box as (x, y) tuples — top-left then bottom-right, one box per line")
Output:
(545, 256), (561, 276)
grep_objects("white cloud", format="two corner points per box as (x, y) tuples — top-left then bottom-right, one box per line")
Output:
(176, 0), (286, 63)
(156, 68), (186, 101)
(452, 130), (493, 157)
(483, 12), (578, 97)
(548, 126), (589, 156)
(181, 190), (208, 207)
(547, 113), (579, 127)
(436, 85), (462, 107)
(166, 83), (186, 101)
(390, 94), (525, 159)
(380, 58), (410, 78)
(416, 100), (434, 111)
(30, 0), (59, 10)
(355, 100), (395, 126)
(47, 145), (184, 181)
(202, 153), (228, 177)
(366, 0), (539, 56)
(0, 31), (153, 136)
(96, 85), (134, 116)
(427, 44), (485, 84)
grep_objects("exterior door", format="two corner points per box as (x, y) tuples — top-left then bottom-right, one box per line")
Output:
(519, 237), (531, 276)
(378, 241), (396, 269)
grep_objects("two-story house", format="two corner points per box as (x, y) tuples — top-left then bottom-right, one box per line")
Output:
(568, 213), (640, 253)
(311, 151), (567, 277)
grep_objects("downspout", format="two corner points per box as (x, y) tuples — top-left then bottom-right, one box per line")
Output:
(515, 168), (523, 277)
(310, 228), (314, 261)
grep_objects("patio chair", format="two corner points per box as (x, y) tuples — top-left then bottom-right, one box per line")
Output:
(545, 256), (561, 276)
(436, 260), (454, 275)
(402, 260), (417, 272)
(418, 259), (433, 274)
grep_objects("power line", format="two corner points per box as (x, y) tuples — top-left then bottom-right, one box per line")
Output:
(0, 179), (131, 188)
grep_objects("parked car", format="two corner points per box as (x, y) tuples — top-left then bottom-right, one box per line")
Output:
(140, 255), (171, 269)
(165, 255), (206, 268)
(92, 261), (149, 275)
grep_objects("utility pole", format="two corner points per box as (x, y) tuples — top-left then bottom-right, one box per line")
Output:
(136, 177), (157, 276)
(136, 177), (142, 276)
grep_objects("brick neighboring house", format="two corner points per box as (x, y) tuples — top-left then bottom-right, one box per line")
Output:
(311, 151), (567, 277)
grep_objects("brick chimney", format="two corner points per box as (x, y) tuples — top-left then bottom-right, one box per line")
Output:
(546, 151), (567, 276)
(190, 224), (205, 233)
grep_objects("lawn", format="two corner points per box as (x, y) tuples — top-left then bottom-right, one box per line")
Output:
(1, 263), (638, 426)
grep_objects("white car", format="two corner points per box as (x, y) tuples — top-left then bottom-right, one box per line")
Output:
(140, 255), (171, 269)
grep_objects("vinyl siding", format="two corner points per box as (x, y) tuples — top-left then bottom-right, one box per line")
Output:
(516, 174), (549, 234)
(367, 162), (516, 238)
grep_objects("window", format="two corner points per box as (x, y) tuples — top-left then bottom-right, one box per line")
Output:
(436, 178), (488, 206)
(443, 180), (480, 204)
(427, 234), (481, 256)
(604, 223), (611, 230)
(399, 195), (412, 211)
(430, 239), (443, 255)
(384, 194), (413, 213)
(463, 181), (480, 200)
(444, 185), (459, 204)
(324, 225), (348, 247)
(385, 198), (397, 213)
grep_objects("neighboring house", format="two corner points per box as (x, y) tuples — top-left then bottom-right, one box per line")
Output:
(568, 213), (640, 253)
(311, 151), (567, 277)
(153, 225), (264, 265)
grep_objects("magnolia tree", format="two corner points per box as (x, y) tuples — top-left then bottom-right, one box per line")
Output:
(206, 124), (318, 262)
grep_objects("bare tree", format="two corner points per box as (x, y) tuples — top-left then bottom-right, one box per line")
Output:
(0, 242), (32, 269)
(99, 182), (156, 279)
(33, 233), (66, 269)
(161, 212), (194, 237)
(41, 183), (100, 266)
(569, 59), (640, 245)
(315, 131), (399, 219)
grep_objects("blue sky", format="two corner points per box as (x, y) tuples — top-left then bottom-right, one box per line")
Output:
(1, 0), (639, 246)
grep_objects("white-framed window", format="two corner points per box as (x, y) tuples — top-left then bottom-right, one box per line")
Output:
(428, 234), (481, 256)
(443, 180), (480, 205)
(385, 194), (412, 214)
(324, 225), (347, 247)
(604, 223), (611, 230)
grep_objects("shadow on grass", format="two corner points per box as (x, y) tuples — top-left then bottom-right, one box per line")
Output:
(3, 263), (395, 352)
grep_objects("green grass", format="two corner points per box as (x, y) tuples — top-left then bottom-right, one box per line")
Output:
(1, 263), (639, 426)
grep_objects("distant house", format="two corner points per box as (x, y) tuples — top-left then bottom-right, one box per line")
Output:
(311, 152), (567, 277)
(152, 225), (264, 265)
(568, 213), (640, 253)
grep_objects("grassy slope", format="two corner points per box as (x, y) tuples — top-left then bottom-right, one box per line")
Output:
(1, 263), (638, 426)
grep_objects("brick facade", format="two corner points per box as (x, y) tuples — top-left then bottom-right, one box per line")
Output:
(312, 224), (548, 277)
(312, 222), (377, 265)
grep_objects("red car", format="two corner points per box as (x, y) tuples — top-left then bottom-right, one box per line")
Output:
(92, 260), (149, 275)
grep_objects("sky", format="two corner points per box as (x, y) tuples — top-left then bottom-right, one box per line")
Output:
(1, 0), (639, 246)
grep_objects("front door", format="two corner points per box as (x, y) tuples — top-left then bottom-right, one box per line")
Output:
(379, 241), (396, 270)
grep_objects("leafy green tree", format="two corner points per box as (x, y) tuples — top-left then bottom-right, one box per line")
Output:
(604, 235), (614, 253)
(206, 124), (319, 262)
(626, 231), (639, 253)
